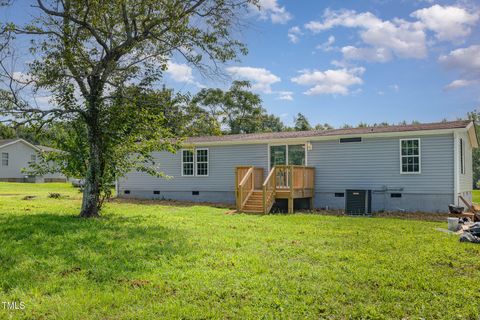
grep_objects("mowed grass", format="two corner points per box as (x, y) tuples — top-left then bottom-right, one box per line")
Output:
(472, 190), (480, 203)
(0, 183), (480, 319)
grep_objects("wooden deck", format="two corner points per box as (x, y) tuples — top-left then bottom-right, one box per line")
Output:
(235, 165), (315, 214)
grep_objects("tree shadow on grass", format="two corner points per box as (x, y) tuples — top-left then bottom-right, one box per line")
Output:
(0, 212), (188, 292)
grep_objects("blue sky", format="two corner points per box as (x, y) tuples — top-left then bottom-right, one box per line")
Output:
(176, 0), (480, 127)
(2, 0), (480, 127)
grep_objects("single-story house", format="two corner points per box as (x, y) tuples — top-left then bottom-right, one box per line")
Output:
(0, 139), (67, 183)
(117, 120), (478, 214)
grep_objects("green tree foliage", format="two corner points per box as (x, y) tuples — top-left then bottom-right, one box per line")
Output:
(293, 113), (311, 131)
(0, 123), (15, 139)
(0, 0), (254, 217)
(314, 123), (334, 131)
(193, 81), (285, 134)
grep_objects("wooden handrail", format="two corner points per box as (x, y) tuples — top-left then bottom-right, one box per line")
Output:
(239, 167), (254, 187)
(262, 166), (276, 214)
(275, 165), (315, 169)
(263, 167), (276, 187)
(237, 166), (255, 211)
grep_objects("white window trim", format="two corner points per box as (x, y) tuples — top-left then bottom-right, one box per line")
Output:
(195, 147), (209, 177)
(181, 149), (194, 177)
(267, 143), (308, 171)
(180, 148), (209, 177)
(399, 138), (421, 174)
(1, 152), (8, 167)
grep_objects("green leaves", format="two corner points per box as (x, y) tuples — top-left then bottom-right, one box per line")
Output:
(193, 80), (285, 134)
(0, 0), (255, 214)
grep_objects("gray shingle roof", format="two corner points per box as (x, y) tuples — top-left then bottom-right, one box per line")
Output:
(0, 139), (18, 147)
(185, 120), (473, 144)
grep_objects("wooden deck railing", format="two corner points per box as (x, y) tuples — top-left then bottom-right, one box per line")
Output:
(236, 165), (315, 213)
(275, 165), (315, 194)
(262, 167), (276, 214)
(237, 166), (254, 210)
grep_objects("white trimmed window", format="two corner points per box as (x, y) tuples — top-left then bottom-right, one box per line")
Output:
(400, 139), (420, 174)
(1, 152), (8, 166)
(181, 148), (208, 177)
(196, 148), (209, 176)
(460, 138), (465, 175)
(182, 149), (194, 176)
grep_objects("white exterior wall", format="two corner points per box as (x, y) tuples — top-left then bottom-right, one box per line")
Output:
(455, 131), (474, 204)
(0, 142), (38, 179)
(0, 141), (66, 182)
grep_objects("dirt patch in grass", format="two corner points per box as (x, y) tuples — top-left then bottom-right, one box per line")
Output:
(118, 278), (151, 288)
(373, 211), (450, 221)
(111, 198), (235, 209)
(300, 209), (449, 222)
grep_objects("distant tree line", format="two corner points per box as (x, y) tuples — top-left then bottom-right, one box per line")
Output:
(1, 80), (462, 142)
(2, 81), (479, 189)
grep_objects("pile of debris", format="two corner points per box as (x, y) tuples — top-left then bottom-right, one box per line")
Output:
(447, 218), (480, 243)
(446, 196), (480, 243)
(460, 223), (480, 243)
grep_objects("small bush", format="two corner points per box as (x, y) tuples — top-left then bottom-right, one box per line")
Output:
(48, 193), (62, 199)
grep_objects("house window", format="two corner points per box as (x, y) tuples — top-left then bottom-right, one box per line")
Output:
(30, 154), (36, 163)
(391, 193), (402, 198)
(196, 148), (209, 176)
(269, 144), (306, 169)
(182, 149), (194, 176)
(334, 192), (345, 197)
(182, 148), (208, 177)
(1, 152), (8, 166)
(460, 138), (465, 175)
(400, 139), (420, 174)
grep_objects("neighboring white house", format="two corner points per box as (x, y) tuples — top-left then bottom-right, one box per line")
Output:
(0, 139), (67, 183)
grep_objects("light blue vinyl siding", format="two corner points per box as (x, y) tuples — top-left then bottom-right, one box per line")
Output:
(119, 144), (268, 192)
(119, 133), (458, 212)
(308, 134), (454, 194)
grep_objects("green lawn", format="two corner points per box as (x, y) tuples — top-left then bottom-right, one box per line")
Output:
(1, 183), (480, 319)
(472, 190), (480, 203)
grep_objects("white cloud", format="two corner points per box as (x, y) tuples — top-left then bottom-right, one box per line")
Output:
(165, 61), (204, 88)
(12, 71), (32, 83)
(439, 45), (480, 90)
(166, 62), (194, 83)
(291, 67), (365, 95)
(411, 5), (479, 42)
(439, 45), (480, 71)
(226, 66), (281, 93)
(304, 5), (480, 63)
(288, 26), (302, 43)
(444, 79), (477, 90)
(305, 9), (427, 62)
(277, 91), (293, 101)
(254, 0), (292, 24)
(316, 35), (336, 52)
(305, 9), (382, 32)
(390, 84), (400, 92)
(341, 46), (392, 62)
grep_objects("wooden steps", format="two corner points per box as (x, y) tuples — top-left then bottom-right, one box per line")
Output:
(241, 190), (263, 213)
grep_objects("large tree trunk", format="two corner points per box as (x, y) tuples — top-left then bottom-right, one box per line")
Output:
(80, 133), (102, 218)
(80, 93), (103, 218)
